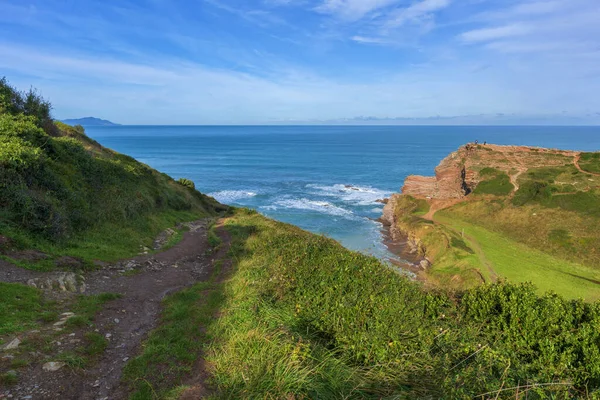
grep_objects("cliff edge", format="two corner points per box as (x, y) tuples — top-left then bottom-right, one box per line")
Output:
(382, 143), (600, 288)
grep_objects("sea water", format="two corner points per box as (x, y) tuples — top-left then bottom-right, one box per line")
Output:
(86, 125), (600, 262)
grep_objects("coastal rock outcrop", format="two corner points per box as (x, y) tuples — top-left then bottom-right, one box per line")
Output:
(382, 143), (582, 271)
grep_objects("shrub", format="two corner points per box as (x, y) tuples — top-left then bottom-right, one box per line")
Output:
(579, 152), (600, 174)
(0, 78), (222, 245)
(177, 178), (195, 190)
(512, 181), (551, 206)
(218, 212), (600, 398)
(473, 172), (513, 196)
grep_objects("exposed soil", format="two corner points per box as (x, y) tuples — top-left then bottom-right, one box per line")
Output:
(1, 218), (231, 400)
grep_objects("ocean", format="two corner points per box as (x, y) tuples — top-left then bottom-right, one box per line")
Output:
(86, 125), (600, 262)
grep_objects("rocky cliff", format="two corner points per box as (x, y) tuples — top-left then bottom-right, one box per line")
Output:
(395, 143), (578, 202)
(382, 143), (583, 269)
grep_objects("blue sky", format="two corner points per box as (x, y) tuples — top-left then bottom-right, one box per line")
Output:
(1, 0), (599, 124)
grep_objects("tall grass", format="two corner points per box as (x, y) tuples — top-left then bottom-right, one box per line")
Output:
(206, 210), (600, 398)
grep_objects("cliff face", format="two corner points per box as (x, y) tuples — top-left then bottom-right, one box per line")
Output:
(399, 144), (578, 202)
(382, 143), (582, 269)
(401, 150), (469, 200)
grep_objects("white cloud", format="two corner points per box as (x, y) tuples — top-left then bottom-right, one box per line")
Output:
(384, 0), (451, 28)
(511, 1), (561, 15)
(316, 0), (400, 21)
(459, 24), (531, 43)
(351, 35), (390, 44)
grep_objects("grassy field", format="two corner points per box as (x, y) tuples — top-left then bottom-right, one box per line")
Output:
(389, 196), (488, 288)
(443, 199), (600, 269)
(435, 213), (600, 300)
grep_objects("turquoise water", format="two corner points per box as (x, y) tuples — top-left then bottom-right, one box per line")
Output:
(86, 125), (600, 261)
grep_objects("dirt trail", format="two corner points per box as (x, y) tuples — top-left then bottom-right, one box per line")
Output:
(574, 153), (600, 177)
(422, 198), (464, 221)
(0, 219), (231, 400)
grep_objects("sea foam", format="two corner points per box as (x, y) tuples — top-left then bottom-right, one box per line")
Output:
(209, 190), (257, 203)
(264, 198), (355, 218)
(306, 184), (390, 206)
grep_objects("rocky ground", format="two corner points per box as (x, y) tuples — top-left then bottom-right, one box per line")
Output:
(400, 143), (583, 203)
(0, 219), (229, 400)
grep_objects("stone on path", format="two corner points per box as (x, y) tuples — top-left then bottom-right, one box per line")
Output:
(3, 338), (21, 350)
(42, 362), (66, 372)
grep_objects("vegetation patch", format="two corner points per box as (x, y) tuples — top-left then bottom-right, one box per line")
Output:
(205, 210), (600, 398)
(0, 78), (225, 269)
(177, 178), (195, 190)
(473, 171), (513, 196)
(71, 292), (122, 326)
(0, 282), (55, 336)
(122, 262), (224, 399)
(579, 152), (600, 174)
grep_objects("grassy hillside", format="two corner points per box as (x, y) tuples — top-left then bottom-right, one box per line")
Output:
(388, 144), (600, 298)
(0, 78), (225, 268)
(193, 210), (600, 399)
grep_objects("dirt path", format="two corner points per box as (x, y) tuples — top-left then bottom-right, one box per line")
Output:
(0, 219), (231, 400)
(422, 198), (464, 221)
(574, 153), (600, 177)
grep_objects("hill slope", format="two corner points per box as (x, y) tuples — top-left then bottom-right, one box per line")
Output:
(2, 79), (600, 398)
(0, 78), (225, 267)
(383, 143), (600, 297)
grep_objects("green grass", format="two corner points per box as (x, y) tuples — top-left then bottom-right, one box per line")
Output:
(71, 292), (122, 326)
(435, 213), (600, 300)
(390, 196), (488, 287)
(207, 222), (222, 249)
(0, 78), (225, 270)
(122, 261), (224, 399)
(447, 196), (600, 268)
(0, 370), (18, 386)
(202, 210), (600, 398)
(0, 282), (56, 336)
(83, 332), (109, 356)
(579, 152), (600, 174)
(473, 171), (513, 196)
(518, 165), (596, 189)
(57, 352), (87, 369)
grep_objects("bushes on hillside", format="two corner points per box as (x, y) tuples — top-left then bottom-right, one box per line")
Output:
(0, 78), (221, 243)
(223, 212), (600, 398)
(579, 152), (600, 174)
(474, 171), (513, 196)
(513, 180), (600, 216)
(0, 77), (55, 136)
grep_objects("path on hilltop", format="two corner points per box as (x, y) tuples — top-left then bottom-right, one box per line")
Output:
(1, 219), (232, 400)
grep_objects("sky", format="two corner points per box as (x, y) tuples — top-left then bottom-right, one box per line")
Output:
(1, 0), (599, 124)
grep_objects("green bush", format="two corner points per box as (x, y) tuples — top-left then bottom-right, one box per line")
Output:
(219, 212), (600, 398)
(579, 152), (600, 174)
(512, 181), (552, 206)
(177, 178), (195, 189)
(478, 167), (500, 176)
(473, 172), (513, 196)
(0, 78), (222, 245)
(547, 190), (600, 217)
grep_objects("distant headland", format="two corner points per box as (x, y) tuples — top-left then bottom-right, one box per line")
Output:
(61, 117), (121, 126)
